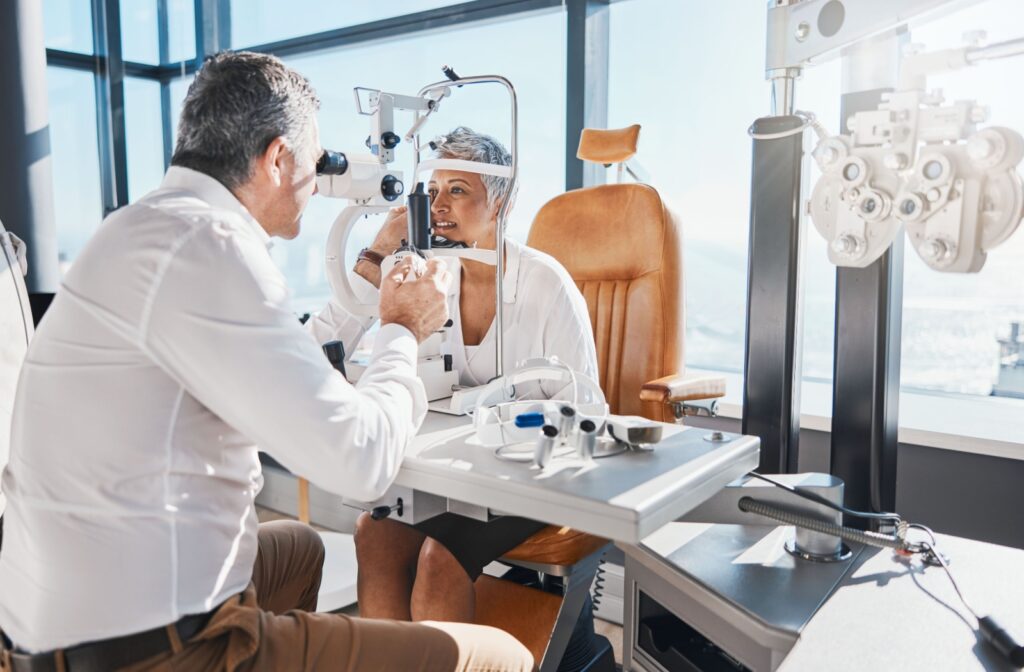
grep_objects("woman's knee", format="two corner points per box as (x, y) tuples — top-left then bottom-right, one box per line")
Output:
(417, 538), (468, 583)
(355, 513), (423, 565)
(353, 512), (374, 542)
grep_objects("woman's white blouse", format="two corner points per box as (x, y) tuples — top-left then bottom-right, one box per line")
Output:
(309, 239), (600, 390)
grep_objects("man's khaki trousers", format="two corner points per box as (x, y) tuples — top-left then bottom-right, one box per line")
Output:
(123, 521), (534, 671)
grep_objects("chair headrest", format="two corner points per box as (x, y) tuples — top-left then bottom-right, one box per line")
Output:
(527, 183), (673, 281)
(576, 125), (641, 165)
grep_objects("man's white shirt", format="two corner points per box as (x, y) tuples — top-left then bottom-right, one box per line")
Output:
(0, 167), (427, 652)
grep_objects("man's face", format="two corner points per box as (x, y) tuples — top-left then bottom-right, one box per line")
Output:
(268, 119), (320, 240)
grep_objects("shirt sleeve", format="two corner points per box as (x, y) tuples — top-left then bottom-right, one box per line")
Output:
(305, 272), (380, 353)
(141, 223), (425, 502)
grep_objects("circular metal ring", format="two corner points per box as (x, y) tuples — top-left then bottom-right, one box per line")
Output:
(785, 541), (854, 563)
(918, 152), (953, 187)
(839, 156), (869, 187)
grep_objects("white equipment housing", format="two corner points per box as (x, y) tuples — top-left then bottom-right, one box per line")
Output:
(318, 73), (519, 404)
(809, 36), (1024, 271)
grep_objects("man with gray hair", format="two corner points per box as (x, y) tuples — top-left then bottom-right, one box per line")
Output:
(0, 51), (532, 671)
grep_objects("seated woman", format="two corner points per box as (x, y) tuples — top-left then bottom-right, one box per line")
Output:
(308, 126), (598, 622)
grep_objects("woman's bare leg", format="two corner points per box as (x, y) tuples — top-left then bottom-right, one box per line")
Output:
(410, 538), (476, 622)
(353, 513), (426, 620)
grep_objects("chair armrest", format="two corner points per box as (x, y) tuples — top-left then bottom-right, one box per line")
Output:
(639, 373), (726, 404)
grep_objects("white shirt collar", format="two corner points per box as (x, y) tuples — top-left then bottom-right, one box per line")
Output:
(160, 166), (272, 248)
(445, 238), (522, 304)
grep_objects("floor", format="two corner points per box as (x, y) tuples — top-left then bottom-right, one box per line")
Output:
(256, 506), (625, 664)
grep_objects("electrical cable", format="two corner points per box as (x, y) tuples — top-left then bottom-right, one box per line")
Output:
(591, 563), (606, 610)
(747, 471), (902, 525)
(741, 492), (1024, 667)
(747, 110), (830, 141)
(737, 497), (907, 551)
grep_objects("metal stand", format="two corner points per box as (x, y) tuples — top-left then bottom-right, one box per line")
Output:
(742, 114), (806, 474)
(829, 35), (905, 525)
(0, 0), (59, 294)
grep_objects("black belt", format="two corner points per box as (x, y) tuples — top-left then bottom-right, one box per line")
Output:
(3, 610), (213, 672)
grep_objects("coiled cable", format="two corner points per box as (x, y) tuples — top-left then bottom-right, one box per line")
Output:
(591, 562), (606, 611)
(737, 497), (909, 551)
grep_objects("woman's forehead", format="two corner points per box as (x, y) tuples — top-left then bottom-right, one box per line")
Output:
(429, 169), (484, 187)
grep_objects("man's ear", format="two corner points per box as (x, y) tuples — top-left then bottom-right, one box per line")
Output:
(259, 136), (289, 187)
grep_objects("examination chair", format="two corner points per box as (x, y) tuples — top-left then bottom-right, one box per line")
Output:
(470, 126), (726, 670)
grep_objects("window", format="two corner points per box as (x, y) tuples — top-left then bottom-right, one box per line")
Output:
(794, 61), (841, 391)
(608, 0), (769, 375)
(276, 8), (567, 311)
(608, 0), (1024, 440)
(44, 0), (94, 54)
(125, 77), (166, 201)
(166, 0), (197, 63)
(121, 0), (160, 64)
(46, 67), (103, 272)
(230, 1), (459, 47)
(794, 0), (1024, 420)
(897, 0), (1024, 398)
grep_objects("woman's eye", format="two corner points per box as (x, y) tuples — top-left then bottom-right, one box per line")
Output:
(451, 187), (464, 194)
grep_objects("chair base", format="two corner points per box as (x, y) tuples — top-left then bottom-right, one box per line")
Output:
(556, 599), (616, 672)
(575, 635), (616, 672)
(475, 571), (617, 672)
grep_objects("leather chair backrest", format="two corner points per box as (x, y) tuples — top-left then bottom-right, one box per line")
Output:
(527, 183), (684, 420)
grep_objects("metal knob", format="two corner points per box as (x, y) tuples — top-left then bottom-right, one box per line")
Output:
(533, 425), (559, 468)
(831, 234), (865, 258)
(370, 498), (404, 520)
(577, 420), (598, 461)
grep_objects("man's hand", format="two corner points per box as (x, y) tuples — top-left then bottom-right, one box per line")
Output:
(379, 256), (451, 343)
(355, 206), (409, 289)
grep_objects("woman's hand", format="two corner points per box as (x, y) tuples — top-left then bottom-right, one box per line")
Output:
(355, 206), (408, 288)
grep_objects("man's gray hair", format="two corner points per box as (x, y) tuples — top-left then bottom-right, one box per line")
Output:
(172, 51), (320, 190)
(432, 127), (516, 213)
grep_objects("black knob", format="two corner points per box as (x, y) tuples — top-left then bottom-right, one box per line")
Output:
(316, 150), (348, 176)
(322, 340), (347, 379)
(370, 498), (404, 521)
(381, 175), (404, 202)
(381, 131), (401, 149)
(442, 65), (461, 82)
(407, 182), (432, 249)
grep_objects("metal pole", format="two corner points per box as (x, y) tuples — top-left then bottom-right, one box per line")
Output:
(0, 0), (60, 294)
(768, 67), (800, 116)
(157, 0), (174, 168)
(417, 76), (518, 379)
(93, 0), (129, 215)
(741, 111), (806, 474)
(829, 31), (906, 526)
(195, 0), (231, 60)
(565, 0), (609, 190)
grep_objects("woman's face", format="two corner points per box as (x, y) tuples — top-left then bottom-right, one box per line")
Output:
(429, 169), (498, 249)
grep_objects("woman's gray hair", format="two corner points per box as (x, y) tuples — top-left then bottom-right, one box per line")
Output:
(432, 127), (516, 213)
(172, 51), (320, 190)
